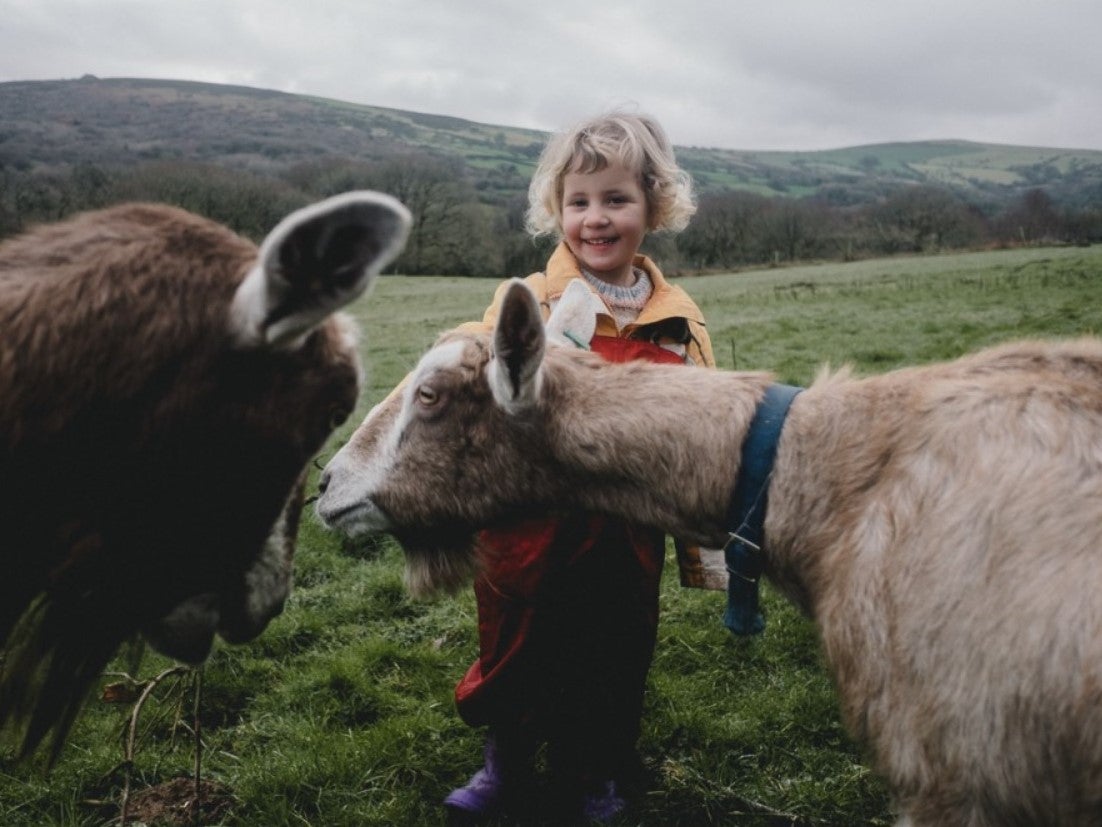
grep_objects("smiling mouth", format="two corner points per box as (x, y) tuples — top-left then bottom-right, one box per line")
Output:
(584, 237), (618, 246)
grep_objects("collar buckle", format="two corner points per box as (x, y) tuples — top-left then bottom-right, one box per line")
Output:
(724, 531), (761, 553)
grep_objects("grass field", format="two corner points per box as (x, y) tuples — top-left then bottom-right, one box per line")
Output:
(2, 245), (1101, 826)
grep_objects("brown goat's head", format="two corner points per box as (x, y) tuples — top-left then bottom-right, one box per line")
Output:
(317, 280), (600, 597)
(0, 191), (410, 759)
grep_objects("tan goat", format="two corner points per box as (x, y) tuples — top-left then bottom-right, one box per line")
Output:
(318, 278), (1102, 826)
(1, 191), (410, 759)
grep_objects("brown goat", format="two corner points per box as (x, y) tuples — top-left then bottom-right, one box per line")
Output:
(317, 278), (1102, 826)
(0, 191), (410, 759)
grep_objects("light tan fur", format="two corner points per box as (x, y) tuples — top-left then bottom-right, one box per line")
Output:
(318, 280), (1102, 825)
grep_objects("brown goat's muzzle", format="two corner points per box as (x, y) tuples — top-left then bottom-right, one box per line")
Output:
(143, 482), (302, 662)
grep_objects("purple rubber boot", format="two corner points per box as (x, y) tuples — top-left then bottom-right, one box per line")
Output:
(580, 779), (626, 823)
(444, 736), (514, 817)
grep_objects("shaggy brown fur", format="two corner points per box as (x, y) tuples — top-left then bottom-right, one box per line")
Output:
(1, 192), (409, 759)
(318, 279), (1102, 826)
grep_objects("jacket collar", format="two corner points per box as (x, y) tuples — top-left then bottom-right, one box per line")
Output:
(723, 383), (803, 636)
(543, 242), (706, 327)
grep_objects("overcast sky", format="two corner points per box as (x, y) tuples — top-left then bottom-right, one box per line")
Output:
(2, 0), (1100, 153)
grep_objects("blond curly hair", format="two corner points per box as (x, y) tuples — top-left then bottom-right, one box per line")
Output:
(525, 111), (696, 239)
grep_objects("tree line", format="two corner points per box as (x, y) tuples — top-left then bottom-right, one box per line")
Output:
(677, 185), (1101, 272)
(2, 154), (1099, 278)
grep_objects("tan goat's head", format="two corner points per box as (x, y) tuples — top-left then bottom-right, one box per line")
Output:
(0, 191), (410, 759)
(317, 279), (599, 597)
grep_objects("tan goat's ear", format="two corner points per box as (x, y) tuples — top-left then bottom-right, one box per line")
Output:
(546, 279), (599, 348)
(489, 279), (546, 412)
(231, 191), (412, 347)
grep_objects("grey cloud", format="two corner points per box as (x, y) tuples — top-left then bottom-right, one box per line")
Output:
(0, 0), (1099, 151)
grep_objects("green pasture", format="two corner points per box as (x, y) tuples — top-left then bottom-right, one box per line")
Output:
(2, 245), (1101, 826)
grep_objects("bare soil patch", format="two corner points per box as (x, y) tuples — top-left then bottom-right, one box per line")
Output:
(124, 777), (234, 826)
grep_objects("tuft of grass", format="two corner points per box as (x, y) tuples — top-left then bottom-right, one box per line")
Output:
(3, 244), (1102, 825)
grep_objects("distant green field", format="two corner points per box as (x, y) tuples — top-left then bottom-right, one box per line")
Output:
(2, 245), (1100, 826)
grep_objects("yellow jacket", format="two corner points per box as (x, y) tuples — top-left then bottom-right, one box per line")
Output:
(471, 243), (715, 368)
(468, 242), (723, 589)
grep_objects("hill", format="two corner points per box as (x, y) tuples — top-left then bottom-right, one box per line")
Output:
(3, 75), (1101, 211)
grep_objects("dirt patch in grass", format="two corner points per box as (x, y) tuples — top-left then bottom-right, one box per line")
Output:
(125, 777), (235, 826)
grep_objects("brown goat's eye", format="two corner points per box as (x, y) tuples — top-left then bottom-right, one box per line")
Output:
(328, 406), (351, 429)
(416, 385), (439, 407)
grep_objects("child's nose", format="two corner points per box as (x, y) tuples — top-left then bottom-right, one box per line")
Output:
(583, 206), (610, 226)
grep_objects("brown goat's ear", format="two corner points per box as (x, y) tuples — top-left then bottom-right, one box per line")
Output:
(489, 279), (546, 412)
(231, 191), (412, 347)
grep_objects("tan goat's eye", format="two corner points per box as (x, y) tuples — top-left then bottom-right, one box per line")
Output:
(416, 385), (439, 406)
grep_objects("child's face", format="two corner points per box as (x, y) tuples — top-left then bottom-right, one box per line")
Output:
(560, 161), (648, 287)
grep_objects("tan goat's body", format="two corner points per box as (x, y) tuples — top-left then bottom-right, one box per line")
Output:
(768, 340), (1102, 825)
(317, 276), (1102, 825)
(549, 339), (1102, 824)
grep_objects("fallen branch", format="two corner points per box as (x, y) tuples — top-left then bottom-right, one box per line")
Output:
(117, 665), (190, 826)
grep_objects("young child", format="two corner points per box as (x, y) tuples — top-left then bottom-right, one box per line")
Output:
(443, 111), (715, 823)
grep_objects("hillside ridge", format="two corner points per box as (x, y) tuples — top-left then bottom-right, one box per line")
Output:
(2, 76), (1100, 210)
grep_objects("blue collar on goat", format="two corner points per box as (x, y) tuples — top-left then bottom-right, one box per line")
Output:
(723, 383), (803, 636)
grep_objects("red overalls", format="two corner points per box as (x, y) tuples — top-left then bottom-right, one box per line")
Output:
(454, 335), (685, 780)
